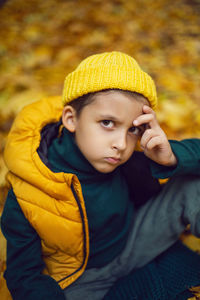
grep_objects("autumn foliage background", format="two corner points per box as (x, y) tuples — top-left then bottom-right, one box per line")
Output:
(0, 0), (200, 298)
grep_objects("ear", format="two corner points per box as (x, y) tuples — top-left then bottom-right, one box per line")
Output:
(62, 105), (77, 132)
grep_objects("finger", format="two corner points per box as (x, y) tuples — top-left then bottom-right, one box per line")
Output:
(133, 113), (158, 128)
(145, 135), (164, 151)
(142, 105), (156, 115)
(140, 129), (158, 149)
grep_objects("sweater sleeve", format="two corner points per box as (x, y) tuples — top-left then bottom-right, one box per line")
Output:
(1, 189), (65, 300)
(150, 138), (200, 179)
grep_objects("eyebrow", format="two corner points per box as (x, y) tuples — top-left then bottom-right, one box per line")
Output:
(98, 114), (121, 122)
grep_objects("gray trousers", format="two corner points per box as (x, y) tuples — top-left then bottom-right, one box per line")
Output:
(64, 175), (200, 300)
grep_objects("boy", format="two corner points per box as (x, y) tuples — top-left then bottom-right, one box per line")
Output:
(1, 51), (200, 300)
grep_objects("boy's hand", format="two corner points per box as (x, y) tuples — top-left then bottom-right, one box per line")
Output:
(133, 105), (177, 167)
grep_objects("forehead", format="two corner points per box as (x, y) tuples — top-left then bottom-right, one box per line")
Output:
(78, 91), (148, 124)
(85, 90), (148, 117)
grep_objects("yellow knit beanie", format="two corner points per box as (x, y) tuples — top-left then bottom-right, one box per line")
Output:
(62, 51), (157, 109)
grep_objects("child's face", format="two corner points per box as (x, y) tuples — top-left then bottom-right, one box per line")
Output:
(63, 90), (149, 173)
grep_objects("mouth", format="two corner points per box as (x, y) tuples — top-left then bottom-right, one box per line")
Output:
(105, 157), (121, 164)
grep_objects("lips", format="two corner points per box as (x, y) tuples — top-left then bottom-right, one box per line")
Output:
(105, 157), (121, 164)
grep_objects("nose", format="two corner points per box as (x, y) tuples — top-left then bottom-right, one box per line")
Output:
(112, 132), (127, 151)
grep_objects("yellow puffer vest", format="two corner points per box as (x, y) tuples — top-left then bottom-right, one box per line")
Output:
(4, 96), (90, 289)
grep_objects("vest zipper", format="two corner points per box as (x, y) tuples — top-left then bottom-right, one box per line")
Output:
(57, 183), (87, 284)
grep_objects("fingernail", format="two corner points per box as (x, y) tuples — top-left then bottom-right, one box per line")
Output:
(133, 120), (138, 125)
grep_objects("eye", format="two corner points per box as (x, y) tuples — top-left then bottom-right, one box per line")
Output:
(101, 120), (114, 129)
(129, 126), (142, 136)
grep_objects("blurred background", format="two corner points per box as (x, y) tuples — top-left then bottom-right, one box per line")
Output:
(0, 0), (200, 296)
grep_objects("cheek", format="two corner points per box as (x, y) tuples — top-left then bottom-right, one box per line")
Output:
(76, 129), (102, 155)
(81, 126), (106, 145)
(125, 138), (138, 156)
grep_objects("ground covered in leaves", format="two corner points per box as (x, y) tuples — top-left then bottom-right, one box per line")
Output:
(0, 0), (200, 298)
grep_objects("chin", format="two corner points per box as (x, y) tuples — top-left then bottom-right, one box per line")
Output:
(95, 165), (118, 174)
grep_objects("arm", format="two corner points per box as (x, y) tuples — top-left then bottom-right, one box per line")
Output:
(1, 189), (65, 300)
(150, 139), (200, 179)
(133, 105), (200, 178)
